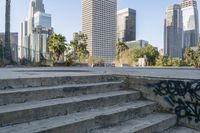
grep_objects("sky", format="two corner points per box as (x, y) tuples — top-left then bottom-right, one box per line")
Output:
(0, 0), (200, 49)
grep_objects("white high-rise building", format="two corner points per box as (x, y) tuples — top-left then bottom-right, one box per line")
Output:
(34, 12), (51, 29)
(28, 0), (45, 35)
(181, 0), (199, 48)
(20, 20), (29, 59)
(20, 0), (53, 62)
(82, 0), (117, 63)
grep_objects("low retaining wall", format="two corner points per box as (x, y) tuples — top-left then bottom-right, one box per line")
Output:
(126, 76), (200, 131)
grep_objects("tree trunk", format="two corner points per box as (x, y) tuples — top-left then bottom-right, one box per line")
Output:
(4, 0), (12, 63)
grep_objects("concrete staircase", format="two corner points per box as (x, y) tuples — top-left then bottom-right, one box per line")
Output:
(0, 75), (197, 133)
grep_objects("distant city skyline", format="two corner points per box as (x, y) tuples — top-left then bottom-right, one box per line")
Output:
(164, 0), (199, 59)
(1, 0), (200, 49)
(20, 0), (53, 62)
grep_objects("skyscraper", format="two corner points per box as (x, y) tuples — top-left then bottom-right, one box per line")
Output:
(20, 0), (53, 62)
(117, 8), (136, 42)
(164, 4), (183, 58)
(82, 0), (117, 63)
(28, 0), (45, 35)
(181, 0), (199, 48)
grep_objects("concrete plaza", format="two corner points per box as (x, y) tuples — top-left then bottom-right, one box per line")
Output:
(0, 67), (199, 80)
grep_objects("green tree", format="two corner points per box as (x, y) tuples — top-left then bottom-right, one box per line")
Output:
(115, 39), (129, 60)
(65, 53), (74, 66)
(194, 44), (200, 67)
(48, 34), (67, 62)
(184, 48), (196, 66)
(116, 44), (159, 66)
(143, 44), (159, 66)
(156, 55), (187, 67)
(169, 57), (181, 66)
(88, 56), (104, 67)
(156, 55), (169, 66)
(69, 32), (89, 63)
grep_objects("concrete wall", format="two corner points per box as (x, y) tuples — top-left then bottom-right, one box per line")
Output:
(126, 76), (200, 131)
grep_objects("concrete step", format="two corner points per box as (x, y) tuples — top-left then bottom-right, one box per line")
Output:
(0, 81), (123, 106)
(0, 100), (156, 133)
(90, 113), (176, 133)
(0, 75), (123, 90)
(0, 91), (140, 127)
(162, 126), (200, 133)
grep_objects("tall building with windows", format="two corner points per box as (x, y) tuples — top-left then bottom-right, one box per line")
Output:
(117, 8), (136, 42)
(181, 0), (199, 48)
(82, 0), (117, 63)
(28, 0), (45, 35)
(20, 0), (53, 62)
(164, 4), (183, 58)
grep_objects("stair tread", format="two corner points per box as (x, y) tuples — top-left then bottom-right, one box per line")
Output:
(0, 90), (138, 113)
(90, 113), (176, 133)
(0, 100), (155, 133)
(162, 126), (200, 133)
(0, 81), (122, 94)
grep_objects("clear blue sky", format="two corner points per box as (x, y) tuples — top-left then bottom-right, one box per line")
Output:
(0, 0), (200, 49)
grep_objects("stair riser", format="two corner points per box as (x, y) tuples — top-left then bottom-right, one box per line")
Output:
(0, 92), (140, 127)
(0, 83), (122, 106)
(0, 75), (123, 90)
(94, 104), (156, 128)
(134, 116), (176, 133)
(36, 104), (156, 133)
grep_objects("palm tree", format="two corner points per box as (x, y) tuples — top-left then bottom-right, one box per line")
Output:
(4, 0), (12, 63)
(48, 34), (66, 62)
(115, 39), (129, 60)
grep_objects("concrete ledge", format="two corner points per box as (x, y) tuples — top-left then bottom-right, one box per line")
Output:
(0, 75), (125, 90)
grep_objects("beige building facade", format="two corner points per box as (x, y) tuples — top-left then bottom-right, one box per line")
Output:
(82, 0), (117, 63)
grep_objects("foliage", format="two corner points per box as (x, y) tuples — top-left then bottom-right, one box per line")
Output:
(156, 55), (187, 67)
(115, 39), (129, 60)
(88, 56), (104, 67)
(69, 32), (89, 63)
(65, 53), (74, 66)
(184, 48), (197, 66)
(142, 45), (159, 66)
(156, 55), (169, 66)
(194, 45), (200, 67)
(122, 49), (136, 65)
(121, 48), (143, 66)
(116, 44), (159, 66)
(48, 34), (67, 62)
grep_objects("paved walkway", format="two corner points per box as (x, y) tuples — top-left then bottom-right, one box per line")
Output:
(0, 67), (199, 80)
